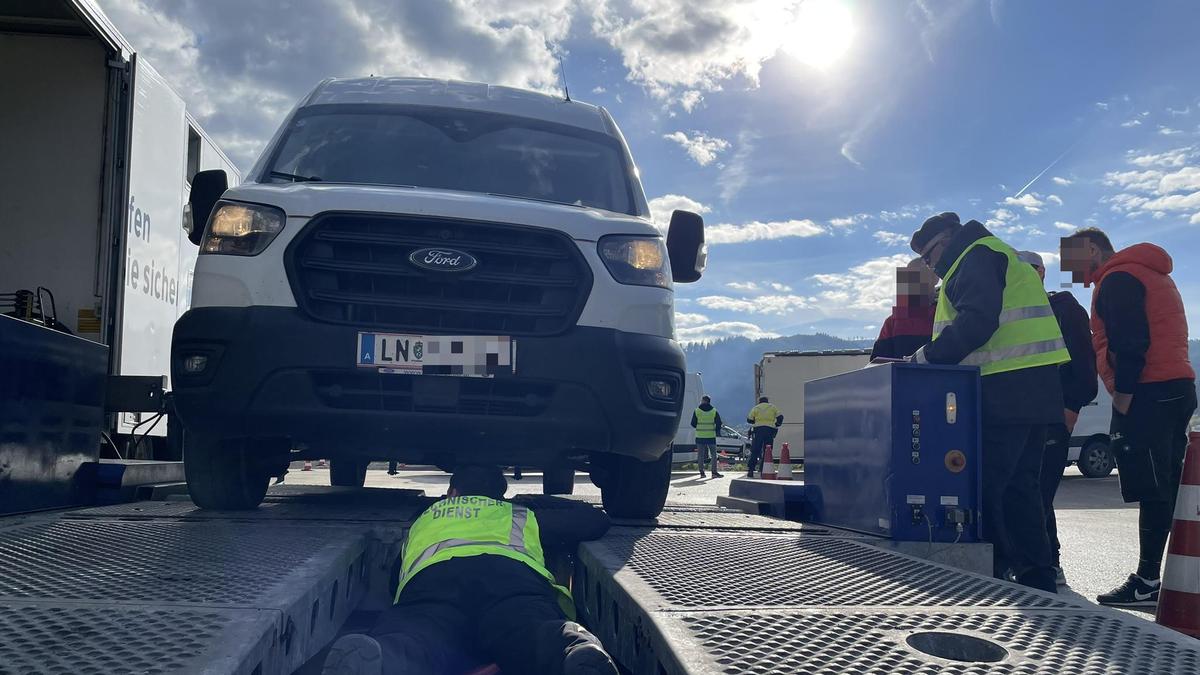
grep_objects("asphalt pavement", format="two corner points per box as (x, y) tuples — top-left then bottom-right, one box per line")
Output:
(285, 462), (1146, 619)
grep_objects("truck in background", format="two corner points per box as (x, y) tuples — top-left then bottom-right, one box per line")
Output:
(0, 0), (240, 460)
(754, 350), (872, 459)
(670, 372), (749, 464)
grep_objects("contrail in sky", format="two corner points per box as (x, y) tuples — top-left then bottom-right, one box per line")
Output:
(1012, 139), (1082, 198)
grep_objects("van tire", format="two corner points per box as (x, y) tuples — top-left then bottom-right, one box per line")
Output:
(543, 463), (575, 495)
(600, 450), (672, 519)
(330, 459), (369, 487)
(1078, 437), (1115, 478)
(185, 436), (271, 510)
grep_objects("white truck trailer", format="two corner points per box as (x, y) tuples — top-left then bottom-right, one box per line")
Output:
(753, 349), (872, 459)
(0, 0), (240, 458)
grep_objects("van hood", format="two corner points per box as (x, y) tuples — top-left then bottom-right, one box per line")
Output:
(223, 183), (658, 241)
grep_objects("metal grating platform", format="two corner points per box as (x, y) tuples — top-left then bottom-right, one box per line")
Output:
(65, 497), (425, 524)
(610, 511), (830, 532)
(574, 528), (1200, 674)
(584, 530), (1069, 609)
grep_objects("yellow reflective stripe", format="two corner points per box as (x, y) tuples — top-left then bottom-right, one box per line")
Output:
(934, 302), (1055, 335)
(958, 337), (1069, 367)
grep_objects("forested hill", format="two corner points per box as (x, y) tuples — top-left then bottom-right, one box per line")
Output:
(684, 334), (1200, 417)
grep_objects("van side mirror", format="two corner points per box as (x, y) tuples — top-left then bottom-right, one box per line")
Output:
(666, 210), (706, 283)
(187, 169), (228, 245)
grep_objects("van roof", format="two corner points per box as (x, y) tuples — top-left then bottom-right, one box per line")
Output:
(303, 77), (610, 134)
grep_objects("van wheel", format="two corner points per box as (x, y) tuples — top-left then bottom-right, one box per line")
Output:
(1078, 438), (1115, 478)
(543, 463), (575, 495)
(599, 450), (672, 519)
(185, 436), (271, 510)
(330, 459), (369, 487)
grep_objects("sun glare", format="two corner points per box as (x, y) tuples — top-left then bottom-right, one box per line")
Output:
(785, 0), (855, 69)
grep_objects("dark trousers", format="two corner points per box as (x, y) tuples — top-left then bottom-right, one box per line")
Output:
(373, 556), (607, 675)
(982, 423), (1054, 589)
(696, 440), (718, 474)
(747, 427), (777, 476)
(1110, 388), (1197, 578)
(1039, 423), (1071, 567)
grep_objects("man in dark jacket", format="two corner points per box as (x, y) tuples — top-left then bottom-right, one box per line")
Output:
(872, 258), (937, 360)
(322, 465), (616, 675)
(1062, 228), (1196, 608)
(1018, 250), (1097, 587)
(909, 213), (1068, 592)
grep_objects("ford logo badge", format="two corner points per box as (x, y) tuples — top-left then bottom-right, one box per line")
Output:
(409, 247), (478, 272)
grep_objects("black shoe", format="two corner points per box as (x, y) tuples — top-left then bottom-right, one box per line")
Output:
(1097, 574), (1160, 607)
(699, 471), (706, 478)
(322, 634), (383, 675)
(564, 643), (619, 675)
(712, 472), (723, 478)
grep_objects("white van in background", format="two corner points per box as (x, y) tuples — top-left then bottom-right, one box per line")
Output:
(670, 373), (748, 464)
(1067, 381), (1114, 477)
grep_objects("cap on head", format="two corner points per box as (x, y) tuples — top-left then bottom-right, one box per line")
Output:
(448, 464), (507, 499)
(701, 395), (711, 403)
(1016, 250), (1045, 271)
(909, 212), (961, 255)
(758, 396), (769, 403)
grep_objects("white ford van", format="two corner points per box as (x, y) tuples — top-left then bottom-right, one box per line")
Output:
(171, 77), (706, 517)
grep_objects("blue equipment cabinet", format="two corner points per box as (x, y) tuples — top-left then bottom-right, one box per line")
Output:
(804, 362), (982, 542)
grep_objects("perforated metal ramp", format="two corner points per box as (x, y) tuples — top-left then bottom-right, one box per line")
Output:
(576, 529), (1200, 674)
(0, 485), (426, 675)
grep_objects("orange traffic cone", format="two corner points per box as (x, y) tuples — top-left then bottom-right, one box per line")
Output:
(761, 443), (777, 480)
(777, 442), (794, 480)
(1157, 431), (1200, 637)
(302, 461), (313, 471)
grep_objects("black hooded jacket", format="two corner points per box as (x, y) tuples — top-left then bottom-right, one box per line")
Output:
(924, 221), (1065, 425)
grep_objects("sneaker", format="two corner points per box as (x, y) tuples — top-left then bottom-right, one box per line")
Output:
(712, 472), (723, 478)
(1054, 566), (1067, 587)
(1097, 574), (1160, 607)
(563, 643), (619, 675)
(699, 471), (706, 478)
(322, 634), (383, 675)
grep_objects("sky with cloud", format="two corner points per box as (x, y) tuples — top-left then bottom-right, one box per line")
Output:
(98, 0), (1200, 343)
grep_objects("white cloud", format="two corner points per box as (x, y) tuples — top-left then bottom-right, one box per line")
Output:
(830, 213), (870, 228)
(1095, 102), (1110, 110)
(719, 130), (757, 202)
(1158, 167), (1200, 194)
(769, 282), (792, 292)
(873, 231), (909, 247)
(677, 321), (780, 343)
(1129, 146), (1195, 168)
(1159, 126), (1184, 136)
(1191, 213), (1200, 225)
(1104, 169), (1164, 192)
(1051, 176), (1073, 186)
(1121, 119), (1142, 128)
(698, 294), (811, 315)
(674, 312), (709, 328)
(591, 85), (607, 94)
(647, 194), (711, 231)
(1054, 221), (1077, 232)
(706, 219), (826, 244)
(679, 90), (704, 112)
(809, 253), (911, 314)
(1003, 193), (1045, 214)
(726, 281), (759, 291)
(1168, 106), (1191, 116)
(663, 130), (730, 166)
(1140, 191), (1200, 212)
(1047, 194), (1064, 206)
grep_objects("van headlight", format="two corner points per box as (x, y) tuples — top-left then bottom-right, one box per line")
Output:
(598, 235), (671, 289)
(200, 201), (285, 256)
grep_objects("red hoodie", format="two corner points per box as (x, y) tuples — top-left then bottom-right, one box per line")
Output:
(1091, 243), (1194, 393)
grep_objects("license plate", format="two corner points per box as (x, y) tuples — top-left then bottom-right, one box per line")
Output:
(356, 333), (514, 377)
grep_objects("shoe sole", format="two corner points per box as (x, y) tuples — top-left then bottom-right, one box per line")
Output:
(1097, 598), (1157, 608)
(322, 635), (383, 675)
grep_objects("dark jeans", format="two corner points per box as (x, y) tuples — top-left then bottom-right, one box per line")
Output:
(747, 427), (777, 476)
(1039, 423), (1071, 567)
(373, 556), (608, 675)
(696, 440), (718, 474)
(982, 423), (1054, 590)
(1110, 388), (1197, 578)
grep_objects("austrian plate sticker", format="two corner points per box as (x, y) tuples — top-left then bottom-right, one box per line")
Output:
(356, 333), (513, 377)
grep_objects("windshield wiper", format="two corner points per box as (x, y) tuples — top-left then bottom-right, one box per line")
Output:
(270, 170), (323, 183)
(486, 193), (585, 208)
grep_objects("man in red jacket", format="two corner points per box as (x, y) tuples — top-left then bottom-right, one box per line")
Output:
(1061, 228), (1196, 607)
(871, 258), (936, 361)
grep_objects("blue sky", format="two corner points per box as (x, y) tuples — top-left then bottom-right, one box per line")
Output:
(102, 0), (1200, 342)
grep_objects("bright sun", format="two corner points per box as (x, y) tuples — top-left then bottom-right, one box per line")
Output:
(785, 0), (856, 69)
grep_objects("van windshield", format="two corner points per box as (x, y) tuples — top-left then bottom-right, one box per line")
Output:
(263, 105), (638, 215)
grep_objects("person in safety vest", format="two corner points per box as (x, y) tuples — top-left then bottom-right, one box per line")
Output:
(690, 395), (724, 478)
(745, 397), (783, 478)
(909, 212), (1068, 593)
(1017, 250), (1097, 589)
(1061, 228), (1196, 608)
(321, 465), (616, 675)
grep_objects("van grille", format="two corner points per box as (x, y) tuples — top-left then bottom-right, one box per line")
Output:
(288, 212), (591, 335)
(311, 371), (553, 416)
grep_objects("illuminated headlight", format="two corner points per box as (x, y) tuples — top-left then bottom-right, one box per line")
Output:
(201, 201), (286, 256)
(598, 235), (671, 288)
